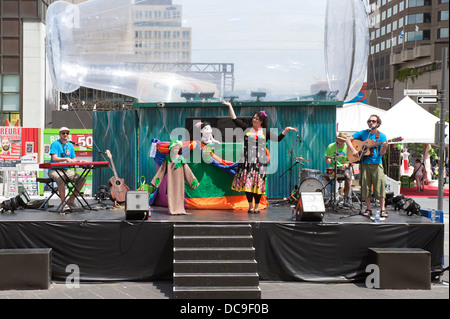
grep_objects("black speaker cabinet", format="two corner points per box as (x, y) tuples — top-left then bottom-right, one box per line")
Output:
(368, 248), (431, 290)
(125, 191), (149, 220)
(0, 248), (52, 290)
(295, 192), (325, 221)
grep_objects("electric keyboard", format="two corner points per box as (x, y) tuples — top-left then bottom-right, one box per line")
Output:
(39, 161), (109, 169)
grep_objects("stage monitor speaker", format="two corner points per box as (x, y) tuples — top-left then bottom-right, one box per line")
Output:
(125, 191), (149, 220)
(368, 248), (431, 289)
(0, 248), (52, 290)
(295, 192), (325, 221)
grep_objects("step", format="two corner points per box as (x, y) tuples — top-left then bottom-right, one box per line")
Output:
(173, 272), (259, 287)
(173, 286), (261, 299)
(174, 260), (258, 273)
(174, 247), (255, 260)
(174, 235), (254, 248)
(174, 224), (252, 236)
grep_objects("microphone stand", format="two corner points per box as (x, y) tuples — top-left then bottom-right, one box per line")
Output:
(279, 134), (302, 192)
(274, 135), (303, 206)
(69, 141), (107, 156)
(69, 141), (111, 209)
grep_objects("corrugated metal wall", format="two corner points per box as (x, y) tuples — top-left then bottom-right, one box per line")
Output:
(93, 101), (340, 198)
(92, 110), (138, 192)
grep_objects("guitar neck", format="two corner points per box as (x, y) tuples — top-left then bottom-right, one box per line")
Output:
(365, 138), (395, 149)
(106, 150), (119, 180)
(110, 160), (119, 180)
(348, 137), (401, 163)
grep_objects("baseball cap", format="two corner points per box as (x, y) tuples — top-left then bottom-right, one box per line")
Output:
(59, 127), (70, 133)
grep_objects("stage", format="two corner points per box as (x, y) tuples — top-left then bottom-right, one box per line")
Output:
(0, 197), (444, 284)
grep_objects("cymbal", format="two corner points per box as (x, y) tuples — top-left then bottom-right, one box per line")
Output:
(293, 156), (310, 162)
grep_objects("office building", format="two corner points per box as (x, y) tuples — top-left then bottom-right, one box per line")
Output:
(0, 0), (57, 127)
(366, 0), (448, 112)
(0, 0), (193, 128)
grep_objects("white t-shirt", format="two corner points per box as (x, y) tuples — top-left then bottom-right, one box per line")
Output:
(401, 152), (409, 160)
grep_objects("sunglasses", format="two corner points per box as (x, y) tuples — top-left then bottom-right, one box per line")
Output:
(367, 120), (377, 123)
(60, 132), (70, 135)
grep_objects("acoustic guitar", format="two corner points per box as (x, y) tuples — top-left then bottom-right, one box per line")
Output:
(347, 137), (403, 163)
(106, 150), (129, 204)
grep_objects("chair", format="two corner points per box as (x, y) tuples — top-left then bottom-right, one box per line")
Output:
(36, 177), (60, 209)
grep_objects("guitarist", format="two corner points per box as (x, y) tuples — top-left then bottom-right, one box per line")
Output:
(346, 115), (389, 218)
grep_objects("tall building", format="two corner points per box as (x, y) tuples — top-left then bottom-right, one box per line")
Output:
(132, 1), (191, 62)
(0, 0), (56, 127)
(61, 0), (193, 106)
(66, 0), (191, 63)
(0, 0), (194, 128)
(366, 0), (449, 112)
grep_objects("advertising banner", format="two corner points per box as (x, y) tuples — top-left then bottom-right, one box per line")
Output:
(42, 128), (94, 196)
(0, 126), (22, 162)
(43, 128), (93, 161)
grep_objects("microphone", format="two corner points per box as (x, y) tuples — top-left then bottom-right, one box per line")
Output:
(69, 141), (81, 146)
(69, 140), (107, 155)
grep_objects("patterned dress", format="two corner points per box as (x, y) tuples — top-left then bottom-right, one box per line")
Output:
(231, 118), (285, 195)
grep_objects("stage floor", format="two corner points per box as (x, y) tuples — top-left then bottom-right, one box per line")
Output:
(0, 197), (437, 225)
(0, 197), (444, 283)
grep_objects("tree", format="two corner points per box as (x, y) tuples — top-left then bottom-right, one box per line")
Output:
(394, 67), (423, 84)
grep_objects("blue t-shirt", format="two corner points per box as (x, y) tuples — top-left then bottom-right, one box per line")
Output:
(352, 130), (387, 165)
(49, 139), (75, 164)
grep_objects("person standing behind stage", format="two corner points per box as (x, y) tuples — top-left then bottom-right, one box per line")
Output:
(325, 132), (352, 205)
(412, 159), (427, 191)
(401, 148), (410, 173)
(346, 115), (388, 218)
(222, 100), (298, 214)
(48, 127), (86, 211)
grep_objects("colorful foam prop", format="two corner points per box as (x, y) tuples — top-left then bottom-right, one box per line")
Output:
(151, 140), (268, 210)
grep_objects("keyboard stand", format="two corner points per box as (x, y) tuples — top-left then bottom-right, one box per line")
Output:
(49, 165), (95, 213)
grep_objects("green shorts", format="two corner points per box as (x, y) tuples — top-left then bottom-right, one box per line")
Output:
(360, 164), (386, 200)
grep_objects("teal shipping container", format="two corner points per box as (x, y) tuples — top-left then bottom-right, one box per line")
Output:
(92, 101), (341, 199)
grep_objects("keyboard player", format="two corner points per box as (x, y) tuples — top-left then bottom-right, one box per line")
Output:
(48, 127), (87, 212)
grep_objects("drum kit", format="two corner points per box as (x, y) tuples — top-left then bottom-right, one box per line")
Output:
(322, 152), (353, 210)
(280, 151), (360, 212)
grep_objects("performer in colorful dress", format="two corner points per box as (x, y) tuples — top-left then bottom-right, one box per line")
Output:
(150, 140), (199, 215)
(222, 100), (298, 214)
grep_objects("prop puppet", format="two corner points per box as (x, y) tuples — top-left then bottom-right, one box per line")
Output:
(195, 121), (220, 145)
(150, 140), (199, 214)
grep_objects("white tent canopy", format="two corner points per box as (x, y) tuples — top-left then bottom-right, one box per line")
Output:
(382, 96), (449, 145)
(336, 102), (387, 135)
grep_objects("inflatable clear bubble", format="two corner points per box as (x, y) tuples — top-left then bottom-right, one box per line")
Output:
(325, 0), (369, 102)
(46, 0), (368, 102)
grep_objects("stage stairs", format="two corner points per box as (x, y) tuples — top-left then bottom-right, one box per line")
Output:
(173, 224), (261, 299)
